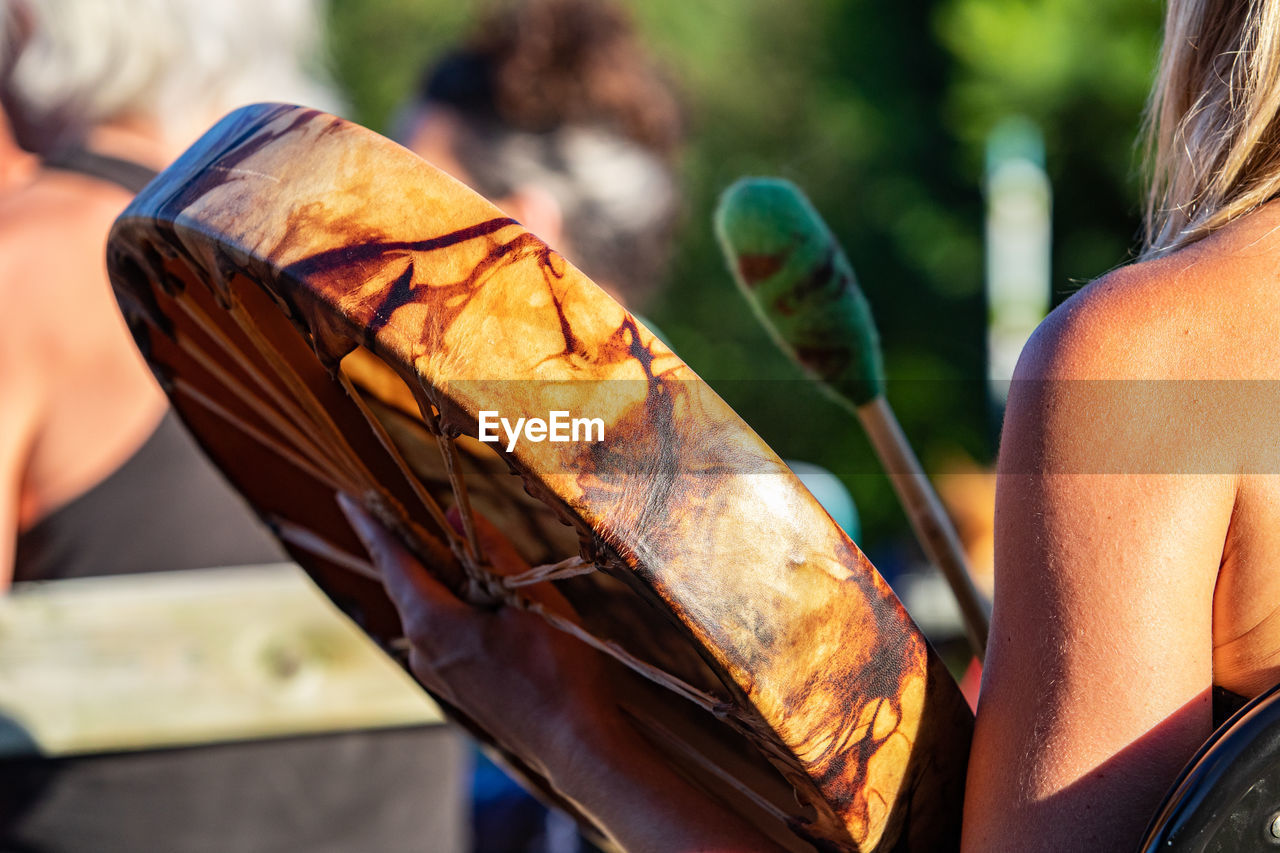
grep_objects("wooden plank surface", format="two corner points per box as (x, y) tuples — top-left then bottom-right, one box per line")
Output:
(0, 563), (441, 758)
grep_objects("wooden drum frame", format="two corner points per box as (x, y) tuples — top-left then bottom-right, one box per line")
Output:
(106, 104), (972, 852)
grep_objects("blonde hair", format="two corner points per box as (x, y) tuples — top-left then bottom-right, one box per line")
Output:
(1143, 0), (1280, 257)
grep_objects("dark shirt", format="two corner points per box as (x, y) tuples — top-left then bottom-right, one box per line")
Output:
(14, 411), (287, 580)
(4, 150), (468, 853)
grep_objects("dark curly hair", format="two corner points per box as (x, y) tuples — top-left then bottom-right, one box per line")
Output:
(410, 0), (684, 305)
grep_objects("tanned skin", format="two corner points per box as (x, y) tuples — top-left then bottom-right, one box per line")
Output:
(964, 199), (1280, 851)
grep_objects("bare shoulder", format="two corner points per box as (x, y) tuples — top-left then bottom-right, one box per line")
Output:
(0, 171), (132, 392)
(970, 219), (1249, 853)
(0, 170), (129, 261)
(1002, 210), (1280, 479)
(0, 171), (130, 316)
(1019, 203), (1280, 385)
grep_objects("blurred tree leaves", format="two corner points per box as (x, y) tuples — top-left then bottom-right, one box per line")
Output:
(327, 1), (470, 131)
(939, 0), (1164, 285)
(323, 0), (1162, 551)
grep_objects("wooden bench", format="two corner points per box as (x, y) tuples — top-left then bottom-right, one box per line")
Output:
(0, 563), (441, 757)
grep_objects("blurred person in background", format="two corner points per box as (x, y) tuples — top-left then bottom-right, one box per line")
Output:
(396, 0), (860, 538)
(0, 0), (332, 585)
(394, 3), (688, 848)
(393, 0), (683, 315)
(0, 1), (467, 850)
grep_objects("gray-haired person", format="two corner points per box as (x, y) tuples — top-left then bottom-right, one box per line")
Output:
(0, 2), (466, 850)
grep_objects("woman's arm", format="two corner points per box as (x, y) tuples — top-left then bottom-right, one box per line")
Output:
(962, 280), (1236, 851)
(338, 496), (781, 853)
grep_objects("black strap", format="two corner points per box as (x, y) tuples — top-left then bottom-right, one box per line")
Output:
(42, 146), (158, 194)
(1213, 684), (1250, 729)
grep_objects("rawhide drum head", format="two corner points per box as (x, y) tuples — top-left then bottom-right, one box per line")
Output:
(106, 103), (972, 852)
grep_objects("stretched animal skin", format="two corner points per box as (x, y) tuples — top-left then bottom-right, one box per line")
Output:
(106, 103), (973, 852)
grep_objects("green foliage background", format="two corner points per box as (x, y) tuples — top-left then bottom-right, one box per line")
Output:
(325, 0), (1164, 552)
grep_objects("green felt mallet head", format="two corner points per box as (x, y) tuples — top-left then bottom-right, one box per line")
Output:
(713, 178), (884, 409)
(716, 180), (990, 659)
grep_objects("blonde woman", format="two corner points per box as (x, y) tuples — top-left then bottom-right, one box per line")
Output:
(963, 0), (1280, 848)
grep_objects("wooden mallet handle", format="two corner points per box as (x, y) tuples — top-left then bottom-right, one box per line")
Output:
(858, 397), (988, 658)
